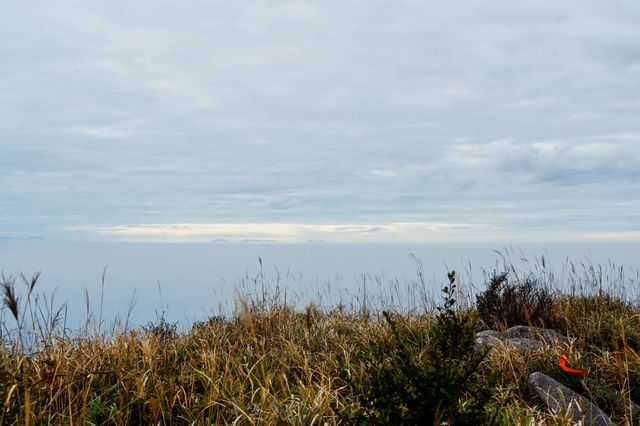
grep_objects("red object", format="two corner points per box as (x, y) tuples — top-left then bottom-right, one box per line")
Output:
(558, 354), (588, 377)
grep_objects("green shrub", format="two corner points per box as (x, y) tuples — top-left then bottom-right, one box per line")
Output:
(191, 315), (226, 332)
(142, 312), (178, 340)
(345, 271), (494, 425)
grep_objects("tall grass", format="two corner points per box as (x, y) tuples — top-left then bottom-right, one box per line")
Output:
(0, 253), (638, 424)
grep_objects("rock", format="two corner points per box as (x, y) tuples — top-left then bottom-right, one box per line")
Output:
(505, 325), (570, 346)
(476, 325), (571, 352)
(503, 337), (544, 351)
(528, 372), (612, 426)
(475, 330), (504, 349)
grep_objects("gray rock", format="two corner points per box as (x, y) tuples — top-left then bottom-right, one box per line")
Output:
(476, 329), (504, 340)
(505, 325), (570, 345)
(503, 337), (544, 351)
(528, 372), (612, 426)
(475, 330), (504, 349)
(476, 326), (561, 351)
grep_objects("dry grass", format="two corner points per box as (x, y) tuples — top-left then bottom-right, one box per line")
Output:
(1, 259), (639, 425)
(0, 304), (394, 424)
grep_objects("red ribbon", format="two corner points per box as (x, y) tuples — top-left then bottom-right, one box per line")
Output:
(558, 354), (588, 377)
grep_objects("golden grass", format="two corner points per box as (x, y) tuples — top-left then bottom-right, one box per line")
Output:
(1, 267), (639, 425)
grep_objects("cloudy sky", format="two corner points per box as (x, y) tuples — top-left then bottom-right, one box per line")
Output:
(2, 1), (639, 243)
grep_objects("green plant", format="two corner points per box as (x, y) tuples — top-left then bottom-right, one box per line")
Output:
(346, 271), (494, 425)
(142, 311), (177, 340)
(87, 395), (117, 425)
(191, 315), (225, 332)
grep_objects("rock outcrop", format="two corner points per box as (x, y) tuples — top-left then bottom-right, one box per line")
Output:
(476, 325), (569, 352)
(477, 325), (638, 422)
(528, 372), (612, 426)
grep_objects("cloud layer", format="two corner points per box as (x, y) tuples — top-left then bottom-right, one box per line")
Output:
(1, 1), (639, 242)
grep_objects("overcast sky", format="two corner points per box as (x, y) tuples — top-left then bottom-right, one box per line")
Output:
(1, 1), (639, 243)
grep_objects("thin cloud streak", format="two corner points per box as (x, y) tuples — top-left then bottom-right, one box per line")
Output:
(77, 223), (640, 244)
(85, 222), (480, 243)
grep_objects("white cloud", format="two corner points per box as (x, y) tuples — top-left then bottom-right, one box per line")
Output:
(1, 1), (639, 241)
(74, 222), (640, 244)
(83, 222), (480, 243)
(62, 125), (138, 139)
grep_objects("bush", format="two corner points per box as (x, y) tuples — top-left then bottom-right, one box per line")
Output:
(345, 271), (494, 425)
(191, 315), (226, 332)
(476, 272), (555, 330)
(142, 312), (178, 340)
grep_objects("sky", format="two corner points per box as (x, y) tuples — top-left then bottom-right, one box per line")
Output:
(2, 1), (640, 244)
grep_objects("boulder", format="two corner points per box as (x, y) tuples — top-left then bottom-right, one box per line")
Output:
(528, 372), (612, 426)
(503, 337), (544, 351)
(476, 325), (571, 352)
(475, 330), (504, 349)
(505, 325), (570, 346)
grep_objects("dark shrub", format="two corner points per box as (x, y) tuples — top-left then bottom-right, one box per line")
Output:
(345, 272), (494, 425)
(191, 315), (226, 332)
(143, 312), (178, 340)
(476, 272), (555, 330)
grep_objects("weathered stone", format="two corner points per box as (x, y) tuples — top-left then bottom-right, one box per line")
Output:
(475, 330), (504, 349)
(476, 326), (560, 351)
(503, 337), (544, 351)
(505, 325), (570, 345)
(528, 372), (612, 426)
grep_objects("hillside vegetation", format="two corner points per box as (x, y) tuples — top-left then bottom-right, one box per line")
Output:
(1, 258), (639, 425)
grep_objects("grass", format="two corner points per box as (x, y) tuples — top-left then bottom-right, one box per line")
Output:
(1, 255), (639, 425)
